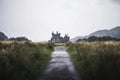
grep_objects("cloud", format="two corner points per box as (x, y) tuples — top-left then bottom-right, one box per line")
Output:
(96, 0), (120, 5)
(113, 0), (120, 3)
(112, 0), (120, 4)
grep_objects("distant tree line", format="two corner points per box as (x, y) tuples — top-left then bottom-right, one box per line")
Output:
(9, 37), (30, 41)
(77, 36), (120, 42)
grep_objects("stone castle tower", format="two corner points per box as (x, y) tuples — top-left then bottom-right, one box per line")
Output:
(50, 31), (70, 43)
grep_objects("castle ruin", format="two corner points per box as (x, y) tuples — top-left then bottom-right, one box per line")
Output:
(50, 31), (70, 43)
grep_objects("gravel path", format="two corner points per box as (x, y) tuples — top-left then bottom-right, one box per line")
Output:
(39, 46), (80, 80)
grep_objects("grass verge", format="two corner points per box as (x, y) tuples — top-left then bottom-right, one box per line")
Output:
(0, 41), (54, 80)
(66, 41), (120, 80)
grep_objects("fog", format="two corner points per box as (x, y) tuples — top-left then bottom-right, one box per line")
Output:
(0, 0), (120, 41)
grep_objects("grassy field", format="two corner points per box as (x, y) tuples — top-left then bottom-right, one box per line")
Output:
(0, 41), (54, 80)
(66, 41), (120, 80)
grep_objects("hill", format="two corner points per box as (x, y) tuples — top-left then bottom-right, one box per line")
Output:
(0, 32), (8, 40)
(71, 26), (120, 42)
(0, 32), (30, 41)
(89, 26), (120, 38)
(70, 36), (88, 42)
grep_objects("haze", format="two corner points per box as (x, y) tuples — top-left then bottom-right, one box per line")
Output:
(0, 0), (120, 41)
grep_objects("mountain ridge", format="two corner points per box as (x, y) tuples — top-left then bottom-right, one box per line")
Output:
(71, 26), (120, 42)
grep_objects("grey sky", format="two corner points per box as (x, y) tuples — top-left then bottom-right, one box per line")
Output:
(0, 0), (120, 41)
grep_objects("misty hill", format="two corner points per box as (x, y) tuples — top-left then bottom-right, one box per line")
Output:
(70, 36), (88, 42)
(0, 32), (8, 40)
(0, 32), (30, 41)
(89, 30), (109, 37)
(89, 26), (120, 38)
(71, 26), (120, 42)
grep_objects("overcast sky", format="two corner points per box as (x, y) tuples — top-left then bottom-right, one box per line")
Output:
(0, 0), (120, 41)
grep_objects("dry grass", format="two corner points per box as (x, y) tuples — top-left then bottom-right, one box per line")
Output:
(0, 41), (54, 80)
(66, 41), (120, 80)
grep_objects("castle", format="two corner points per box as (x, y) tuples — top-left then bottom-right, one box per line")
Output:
(50, 31), (70, 43)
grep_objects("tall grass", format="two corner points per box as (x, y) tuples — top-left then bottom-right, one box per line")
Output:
(66, 41), (120, 80)
(0, 41), (54, 80)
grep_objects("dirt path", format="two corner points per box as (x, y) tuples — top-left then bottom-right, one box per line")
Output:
(39, 46), (80, 80)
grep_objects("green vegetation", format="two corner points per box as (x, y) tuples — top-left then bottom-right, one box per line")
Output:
(66, 41), (120, 80)
(0, 41), (54, 80)
(77, 36), (120, 42)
